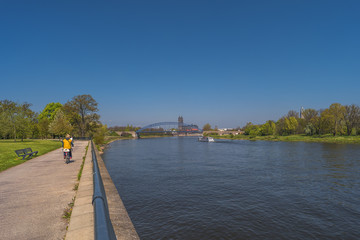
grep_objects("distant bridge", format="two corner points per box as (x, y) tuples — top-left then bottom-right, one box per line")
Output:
(136, 122), (202, 138)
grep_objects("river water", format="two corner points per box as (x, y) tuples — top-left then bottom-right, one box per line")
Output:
(102, 137), (360, 240)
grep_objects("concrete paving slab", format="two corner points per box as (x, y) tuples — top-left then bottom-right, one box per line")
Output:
(0, 140), (89, 240)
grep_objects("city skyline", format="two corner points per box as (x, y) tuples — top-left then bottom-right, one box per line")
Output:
(2, 1), (360, 128)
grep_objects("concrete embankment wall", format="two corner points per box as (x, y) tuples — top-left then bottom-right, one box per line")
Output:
(66, 142), (139, 240)
(94, 145), (140, 240)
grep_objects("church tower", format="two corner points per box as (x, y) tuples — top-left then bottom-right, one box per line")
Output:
(178, 116), (183, 131)
(300, 107), (305, 119)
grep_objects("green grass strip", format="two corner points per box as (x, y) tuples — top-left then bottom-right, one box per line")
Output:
(77, 142), (89, 181)
(0, 139), (61, 172)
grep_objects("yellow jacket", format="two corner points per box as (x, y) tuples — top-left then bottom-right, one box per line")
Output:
(62, 138), (73, 149)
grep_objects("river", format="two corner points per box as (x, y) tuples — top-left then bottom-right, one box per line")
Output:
(102, 137), (360, 240)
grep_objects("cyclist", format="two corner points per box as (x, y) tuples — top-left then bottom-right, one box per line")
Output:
(62, 134), (74, 159)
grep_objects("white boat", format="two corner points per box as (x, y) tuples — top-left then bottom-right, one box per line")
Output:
(198, 136), (215, 142)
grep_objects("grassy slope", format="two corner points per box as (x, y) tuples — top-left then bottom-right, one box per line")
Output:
(0, 139), (61, 172)
(211, 134), (360, 144)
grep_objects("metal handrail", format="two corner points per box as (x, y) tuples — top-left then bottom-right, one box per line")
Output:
(91, 140), (117, 240)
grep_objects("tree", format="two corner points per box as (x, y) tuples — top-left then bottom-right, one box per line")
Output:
(93, 124), (108, 145)
(0, 100), (35, 141)
(304, 124), (316, 136)
(328, 103), (346, 136)
(343, 104), (360, 135)
(287, 110), (299, 118)
(0, 100), (18, 140)
(38, 102), (62, 121)
(286, 117), (298, 135)
(260, 120), (276, 136)
(63, 94), (99, 137)
(276, 117), (298, 135)
(38, 118), (50, 139)
(242, 122), (261, 136)
(49, 110), (73, 138)
(16, 102), (35, 141)
(249, 125), (261, 136)
(302, 109), (318, 123)
(320, 109), (334, 135)
(202, 123), (212, 131)
(242, 122), (253, 135)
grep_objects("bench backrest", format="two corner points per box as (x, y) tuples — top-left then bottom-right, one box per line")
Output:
(24, 148), (33, 153)
(15, 149), (25, 156)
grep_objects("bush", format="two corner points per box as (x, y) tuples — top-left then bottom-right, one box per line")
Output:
(108, 131), (120, 136)
(93, 125), (107, 145)
(304, 124), (316, 136)
(121, 132), (132, 137)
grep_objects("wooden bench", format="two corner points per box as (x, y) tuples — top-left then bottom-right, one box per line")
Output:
(15, 148), (38, 160)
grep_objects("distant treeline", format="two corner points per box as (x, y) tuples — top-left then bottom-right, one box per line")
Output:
(242, 103), (360, 136)
(0, 94), (106, 143)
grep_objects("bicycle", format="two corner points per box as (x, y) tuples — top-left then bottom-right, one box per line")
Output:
(63, 148), (71, 164)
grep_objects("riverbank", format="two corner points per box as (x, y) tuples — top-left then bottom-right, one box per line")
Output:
(98, 135), (177, 153)
(209, 134), (360, 144)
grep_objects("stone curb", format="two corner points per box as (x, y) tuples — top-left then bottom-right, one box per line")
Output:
(66, 142), (94, 240)
(94, 144), (140, 240)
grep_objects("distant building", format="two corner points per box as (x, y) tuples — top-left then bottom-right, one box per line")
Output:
(300, 107), (305, 119)
(178, 116), (183, 131)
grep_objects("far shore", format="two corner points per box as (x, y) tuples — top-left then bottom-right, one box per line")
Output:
(208, 134), (360, 144)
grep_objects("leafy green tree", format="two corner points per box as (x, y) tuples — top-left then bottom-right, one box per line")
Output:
(249, 125), (261, 136)
(16, 102), (35, 141)
(320, 105), (346, 136)
(260, 120), (276, 136)
(0, 100), (35, 141)
(304, 123), (316, 135)
(276, 117), (287, 135)
(38, 102), (62, 121)
(276, 117), (298, 135)
(202, 123), (212, 131)
(288, 117), (299, 134)
(320, 109), (334, 134)
(243, 122), (253, 135)
(0, 100), (18, 140)
(49, 110), (73, 138)
(38, 118), (50, 139)
(285, 117), (298, 135)
(63, 95), (100, 137)
(93, 124), (108, 145)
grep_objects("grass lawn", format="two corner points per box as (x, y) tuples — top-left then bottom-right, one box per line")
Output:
(211, 134), (360, 144)
(0, 139), (61, 172)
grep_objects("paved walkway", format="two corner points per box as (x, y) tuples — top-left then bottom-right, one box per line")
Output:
(0, 140), (89, 240)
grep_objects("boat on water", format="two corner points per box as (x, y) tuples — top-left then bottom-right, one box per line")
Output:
(198, 136), (215, 142)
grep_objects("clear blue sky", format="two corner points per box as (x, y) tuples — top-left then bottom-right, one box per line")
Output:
(1, 0), (360, 128)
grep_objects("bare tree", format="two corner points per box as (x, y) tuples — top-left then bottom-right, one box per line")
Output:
(287, 110), (299, 119)
(343, 104), (360, 135)
(302, 109), (319, 123)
